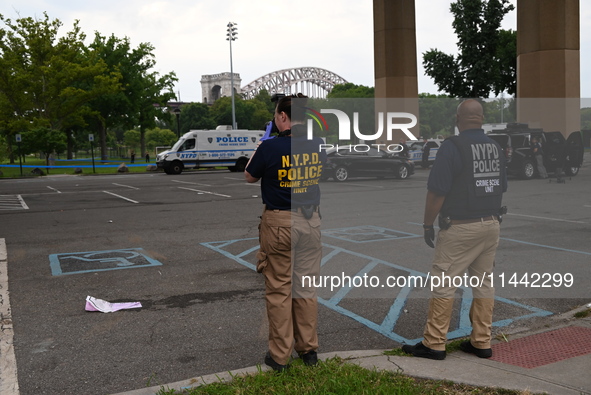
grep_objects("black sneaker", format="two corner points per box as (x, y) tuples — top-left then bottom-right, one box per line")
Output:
(264, 352), (289, 372)
(401, 341), (446, 360)
(300, 350), (318, 366)
(460, 341), (492, 358)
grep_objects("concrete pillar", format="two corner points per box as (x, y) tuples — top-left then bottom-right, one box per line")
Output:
(373, 0), (420, 142)
(517, 0), (580, 136)
(374, 0), (418, 98)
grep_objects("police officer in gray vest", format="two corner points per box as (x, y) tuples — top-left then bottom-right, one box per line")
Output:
(403, 99), (507, 360)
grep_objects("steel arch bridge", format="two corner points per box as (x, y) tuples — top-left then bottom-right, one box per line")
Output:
(241, 66), (348, 99)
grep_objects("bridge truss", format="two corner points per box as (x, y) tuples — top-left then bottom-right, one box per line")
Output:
(241, 66), (348, 99)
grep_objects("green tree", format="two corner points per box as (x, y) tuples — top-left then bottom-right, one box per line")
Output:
(482, 97), (516, 124)
(0, 13), (120, 161)
(180, 103), (216, 131)
(254, 89), (275, 114)
(418, 94), (459, 138)
(123, 129), (140, 156)
(495, 29), (517, 96)
(212, 96), (273, 130)
(145, 127), (177, 150)
(0, 133), (8, 163)
(423, 0), (516, 97)
(136, 72), (177, 154)
(23, 127), (67, 166)
(327, 83), (374, 98)
(86, 33), (177, 160)
(239, 99), (272, 130)
(210, 96), (235, 128)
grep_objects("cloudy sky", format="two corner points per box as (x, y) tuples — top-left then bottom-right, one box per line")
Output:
(3, 0), (590, 102)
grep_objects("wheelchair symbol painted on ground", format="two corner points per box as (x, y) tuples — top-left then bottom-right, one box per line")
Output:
(49, 248), (162, 276)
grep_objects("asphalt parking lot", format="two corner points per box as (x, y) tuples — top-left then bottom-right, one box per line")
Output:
(1, 155), (590, 394)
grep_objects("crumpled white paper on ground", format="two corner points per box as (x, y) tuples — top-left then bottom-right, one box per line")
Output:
(85, 295), (142, 313)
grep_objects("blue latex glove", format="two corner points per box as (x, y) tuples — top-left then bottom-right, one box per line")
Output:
(261, 121), (275, 141)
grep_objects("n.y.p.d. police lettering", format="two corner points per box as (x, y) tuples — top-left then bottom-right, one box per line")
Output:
(277, 153), (323, 193)
(471, 143), (502, 196)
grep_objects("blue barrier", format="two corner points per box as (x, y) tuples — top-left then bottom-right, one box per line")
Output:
(0, 163), (155, 168)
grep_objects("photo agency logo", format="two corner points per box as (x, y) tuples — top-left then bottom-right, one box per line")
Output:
(300, 99), (419, 153)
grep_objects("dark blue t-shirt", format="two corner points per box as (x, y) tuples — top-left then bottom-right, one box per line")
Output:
(428, 129), (508, 196)
(246, 129), (326, 210)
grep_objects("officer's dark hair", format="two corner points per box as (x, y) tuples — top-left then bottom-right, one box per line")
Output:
(276, 93), (308, 123)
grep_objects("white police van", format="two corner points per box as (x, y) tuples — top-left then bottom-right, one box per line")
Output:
(156, 128), (264, 174)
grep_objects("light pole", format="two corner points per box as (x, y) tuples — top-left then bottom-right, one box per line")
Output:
(226, 22), (238, 130)
(173, 107), (181, 138)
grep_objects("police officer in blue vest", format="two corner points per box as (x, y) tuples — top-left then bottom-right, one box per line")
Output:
(403, 99), (507, 360)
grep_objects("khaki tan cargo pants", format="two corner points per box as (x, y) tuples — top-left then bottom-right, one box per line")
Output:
(257, 208), (322, 365)
(423, 219), (500, 351)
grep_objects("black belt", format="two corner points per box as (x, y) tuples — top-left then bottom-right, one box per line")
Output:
(265, 205), (319, 212)
(450, 215), (497, 225)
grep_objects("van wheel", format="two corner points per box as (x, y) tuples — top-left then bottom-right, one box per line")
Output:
(334, 166), (349, 182)
(230, 158), (248, 172)
(169, 161), (183, 175)
(520, 160), (535, 180)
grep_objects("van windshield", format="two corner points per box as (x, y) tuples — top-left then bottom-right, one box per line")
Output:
(173, 138), (196, 152)
(171, 139), (184, 151)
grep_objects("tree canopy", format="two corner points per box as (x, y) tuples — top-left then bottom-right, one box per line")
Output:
(0, 13), (176, 162)
(422, 0), (516, 98)
(327, 83), (374, 98)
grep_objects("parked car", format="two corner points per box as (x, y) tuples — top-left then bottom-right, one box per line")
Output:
(322, 145), (415, 182)
(487, 123), (584, 180)
(407, 139), (443, 168)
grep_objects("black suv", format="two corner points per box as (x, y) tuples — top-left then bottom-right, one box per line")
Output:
(487, 123), (584, 180)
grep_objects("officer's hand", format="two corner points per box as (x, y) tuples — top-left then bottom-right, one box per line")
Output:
(423, 226), (435, 248)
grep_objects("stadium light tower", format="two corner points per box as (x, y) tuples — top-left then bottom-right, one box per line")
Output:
(226, 22), (238, 130)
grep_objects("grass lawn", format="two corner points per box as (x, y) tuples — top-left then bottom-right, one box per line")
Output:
(0, 156), (157, 177)
(153, 356), (526, 395)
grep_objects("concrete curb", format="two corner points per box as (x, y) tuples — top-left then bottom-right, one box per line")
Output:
(0, 238), (19, 395)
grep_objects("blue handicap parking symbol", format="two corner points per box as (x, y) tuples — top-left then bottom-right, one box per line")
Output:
(49, 248), (162, 276)
(201, 226), (553, 344)
(323, 225), (419, 243)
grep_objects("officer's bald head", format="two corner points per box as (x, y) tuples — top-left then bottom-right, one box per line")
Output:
(456, 99), (484, 132)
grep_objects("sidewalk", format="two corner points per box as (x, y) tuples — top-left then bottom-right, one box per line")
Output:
(114, 304), (591, 395)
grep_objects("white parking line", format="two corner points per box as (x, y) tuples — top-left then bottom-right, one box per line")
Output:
(343, 183), (385, 189)
(0, 195), (29, 211)
(0, 238), (20, 395)
(171, 180), (211, 187)
(112, 183), (139, 190)
(102, 191), (139, 204)
(46, 186), (61, 193)
(506, 212), (586, 224)
(16, 195), (28, 210)
(177, 187), (231, 198)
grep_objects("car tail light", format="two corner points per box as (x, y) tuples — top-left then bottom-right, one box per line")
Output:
(505, 147), (512, 159)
